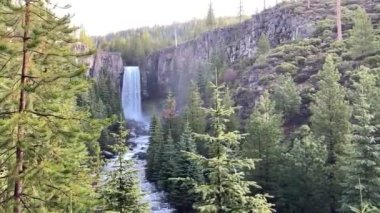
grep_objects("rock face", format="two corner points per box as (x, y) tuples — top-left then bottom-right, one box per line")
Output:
(90, 51), (124, 80)
(140, 2), (323, 103)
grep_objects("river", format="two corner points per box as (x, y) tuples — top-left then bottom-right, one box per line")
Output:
(103, 135), (174, 212)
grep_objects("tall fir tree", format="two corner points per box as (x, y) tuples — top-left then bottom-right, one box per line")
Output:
(206, 2), (216, 27)
(191, 82), (273, 213)
(279, 125), (329, 212)
(349, 7), (377, 57)
(271, 74), (301, 117)
(310, 54), (352, 213)
(146, 116), (164, 182)
(186, 82), (207, 134)
(222, 86), (239, 131)
(158, 129), (177, 191)
(340, 67), (380, 211)
(185, 82), (208, 156)
(0, 1), (102, 212)
(101, 120), (148, 213)
(169, 122), (204, 212)
(244, 91), (283, 193)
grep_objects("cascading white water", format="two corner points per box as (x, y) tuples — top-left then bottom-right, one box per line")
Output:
(122, 66), (142, 121)
(103, 136), (174, 213)
(103, 66), (173, 212)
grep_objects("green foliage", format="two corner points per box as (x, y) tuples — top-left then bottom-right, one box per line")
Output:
(191, 83), (273, 213)
(310, 54), (352, 211)
(169, 122), (204, 212)
(257, 33), (271, 56)
(348, 7), (377, 57)
(100, 17), (241, 65)
(244, 91), (283, 192)
(222, 86), (239, 131)
(340, 67), (380, 211)
(101, 120), (148, 213)
(271, 74), (301, 116)
(94, 68), (122, 117)
(185, 82), (206, 133)
(158, 130), (178, 191)
(0, 1), (103, 211)
(274, 62), (298, 75)
(146, 116), (164, 182)
(79, 28), (95, 49)
(278, 125), (329, 212)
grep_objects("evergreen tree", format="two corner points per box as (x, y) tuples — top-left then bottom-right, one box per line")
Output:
(349, 7), (377, 57)
(206, 2), (216, 27)
(271, 74), (301, 117)
(310, 54), (352, 212)
(191, 82), (273, 212)
(185, 82), (208, 156)
(279, 125), (329, 212)
(146, 116), (164, 182)
(169, 122), (204, 212)
(186, 82), (207, 134)
(222, 86), (240, 131)
(0, 1), (102, 211)
(102, 120), (148, 213)
(244, 91), (283, 192)
(158, 129), (178, 191)
(257, 33), (271, 56)
(340, 68), (380, 211)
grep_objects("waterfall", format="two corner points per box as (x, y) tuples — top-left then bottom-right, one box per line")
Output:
(122, 66), (142, 121)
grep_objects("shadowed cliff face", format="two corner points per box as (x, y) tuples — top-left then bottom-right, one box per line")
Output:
(91, 51), (124, 80)
(140, 2), (321, 104)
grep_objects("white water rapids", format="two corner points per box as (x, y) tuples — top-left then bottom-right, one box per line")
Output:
(103, 136), (173, 212)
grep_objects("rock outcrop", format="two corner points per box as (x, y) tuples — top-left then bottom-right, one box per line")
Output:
(140, 1), (327, 102)
(90, 51), (124, 80)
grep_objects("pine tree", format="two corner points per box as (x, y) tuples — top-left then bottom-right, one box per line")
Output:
(191, 82), (273, 212)
(186, 82), (206, 134)
(310, 54), (352, 212)
(169, 122), (204, 212)
(349, 7), (377, 57)
(0, 1), (102, 212)
(101, 120), (148, 213)
(146, 116), (164, 182)
(272, 74), (301, 117)
(340, 68), (380, 211)
(158, 129), (177, 191)
(206, 2), (216, 27)
(222, 86), (239, 131)
(257, 33), (271, 56)
(185, 82), (208, 156)
(279, 125), (329, 212)
(244, 91), (283, 192)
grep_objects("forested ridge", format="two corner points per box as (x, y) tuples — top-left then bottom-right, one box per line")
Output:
(0, 0), (379, 213)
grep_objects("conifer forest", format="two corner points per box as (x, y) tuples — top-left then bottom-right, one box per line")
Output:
(0, 0), (379, 212)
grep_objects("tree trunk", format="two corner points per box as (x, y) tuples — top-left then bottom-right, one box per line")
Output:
(336, 0), (343, 41)
(308, 0), (311, 8)
(264, 0), (266, 10)
(14, 1), (31, 212)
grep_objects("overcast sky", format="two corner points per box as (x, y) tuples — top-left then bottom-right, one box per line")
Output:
(55, 0), (278, 36)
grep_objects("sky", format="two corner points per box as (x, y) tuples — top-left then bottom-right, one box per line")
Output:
(55, 0), (277, 36)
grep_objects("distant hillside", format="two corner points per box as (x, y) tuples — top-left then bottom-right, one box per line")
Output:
(96, 16), (249, 65)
